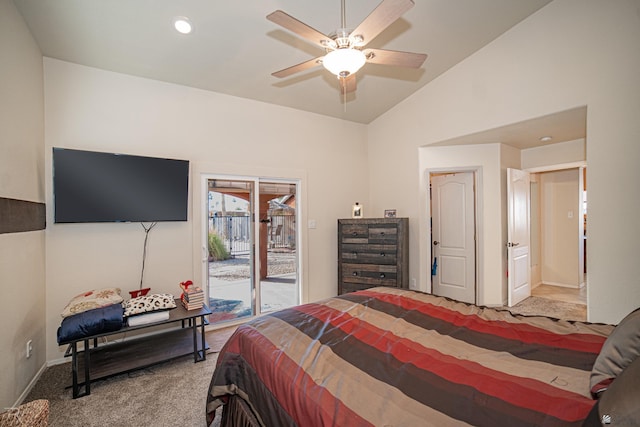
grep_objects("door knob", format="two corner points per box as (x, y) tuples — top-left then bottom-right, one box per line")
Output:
(433, 241), (439, 246)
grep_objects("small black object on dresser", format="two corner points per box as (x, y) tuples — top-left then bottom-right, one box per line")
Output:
(338, 218), (409, 295)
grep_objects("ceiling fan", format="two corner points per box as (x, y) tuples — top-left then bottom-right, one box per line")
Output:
(267, 0), (427, 95)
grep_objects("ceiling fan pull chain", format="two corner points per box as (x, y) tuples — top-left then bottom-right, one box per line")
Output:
(338, 79), (347, 113)
(341, 0), (346, 29)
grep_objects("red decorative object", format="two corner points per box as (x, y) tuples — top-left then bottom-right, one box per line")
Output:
(129, 287), (151, 298)
(179, 280), (193, 298)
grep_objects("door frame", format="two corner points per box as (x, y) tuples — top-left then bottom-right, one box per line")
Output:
(430, 172), (477, 304)
(424, 167), (483, 305)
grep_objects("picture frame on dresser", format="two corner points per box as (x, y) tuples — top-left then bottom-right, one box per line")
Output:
(351, 202), (363, 218)
(337, 217), (409, 295)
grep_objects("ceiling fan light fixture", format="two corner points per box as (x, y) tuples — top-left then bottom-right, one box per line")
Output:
(173, 16), (193, 34)
(322, 48), (366, 77)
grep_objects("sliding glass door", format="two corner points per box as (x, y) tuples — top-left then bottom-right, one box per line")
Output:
(206, 178), (254, 323)
(204, 176), (299, 326)
(258, 181), (299, 313)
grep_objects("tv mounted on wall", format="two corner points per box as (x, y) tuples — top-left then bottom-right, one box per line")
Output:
(53, 148), (189, 223)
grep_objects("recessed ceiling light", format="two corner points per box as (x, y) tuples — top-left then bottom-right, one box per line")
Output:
(173, 17), (193, 34)
(539, 136), (553, 142)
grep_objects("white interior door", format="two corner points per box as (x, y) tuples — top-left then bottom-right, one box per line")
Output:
(507, 168), (531, 306)
(431, 172), (476, 304)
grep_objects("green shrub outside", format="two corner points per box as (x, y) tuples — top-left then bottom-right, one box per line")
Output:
(208, 232), (230, 261)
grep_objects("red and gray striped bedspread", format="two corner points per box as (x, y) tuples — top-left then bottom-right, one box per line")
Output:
(206, 287), (613, 426)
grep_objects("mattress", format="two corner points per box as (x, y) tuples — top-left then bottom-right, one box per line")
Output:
(207, 287), (613, 427)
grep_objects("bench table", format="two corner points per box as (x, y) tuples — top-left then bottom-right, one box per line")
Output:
(60, 300), (211, 398)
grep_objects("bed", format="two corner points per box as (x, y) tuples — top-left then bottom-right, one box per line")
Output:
(206, 287), (638, 427)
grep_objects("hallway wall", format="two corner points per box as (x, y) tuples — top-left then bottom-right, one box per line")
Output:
(540, 168), (581, 287)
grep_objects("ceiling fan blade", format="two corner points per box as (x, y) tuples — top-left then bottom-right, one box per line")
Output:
(272, 56), (324, 78)
(364, 48), (427, 68)
(267, 10), (334, 50)
(350, 0), (415, 47)
(340, 74), (357, 94)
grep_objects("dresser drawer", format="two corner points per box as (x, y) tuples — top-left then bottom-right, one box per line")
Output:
(341, 263), (398, 286)
(341, 224), (369, 244)
(367, 225), (398, 244)
(340, 243), (397, 265)
(340, 282), (381, 294)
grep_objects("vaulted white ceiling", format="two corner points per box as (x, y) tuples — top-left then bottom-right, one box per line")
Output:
(14, 0), (554, 125)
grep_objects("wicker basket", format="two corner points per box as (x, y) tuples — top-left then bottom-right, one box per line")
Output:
(0, 399), (49, 427)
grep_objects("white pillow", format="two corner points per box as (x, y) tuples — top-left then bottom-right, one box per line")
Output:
(123, 293), (176, 317)
(61, 287), (123, 318)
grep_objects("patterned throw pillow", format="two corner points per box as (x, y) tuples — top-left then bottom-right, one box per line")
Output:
(61, 287), (124, 318)
(123, 293), (176, 317)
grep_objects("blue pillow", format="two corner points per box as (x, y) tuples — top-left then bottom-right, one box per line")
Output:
(57, 303), (124, 343)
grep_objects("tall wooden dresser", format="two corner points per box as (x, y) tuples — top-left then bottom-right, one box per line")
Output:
(338, 218), (409, 295)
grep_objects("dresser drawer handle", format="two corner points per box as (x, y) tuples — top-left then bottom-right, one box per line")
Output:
(380, 252), (385, 257)
(379, 273), (386, 278)
(380, 232), (385, 236)
(352, 251), (358, 256)
(352, 272), (358, 276)
(352, 232), (357, 236)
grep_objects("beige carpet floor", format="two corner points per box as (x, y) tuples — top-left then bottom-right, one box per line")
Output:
(503, 296), (587, 321)
(23, 327), (238, 427)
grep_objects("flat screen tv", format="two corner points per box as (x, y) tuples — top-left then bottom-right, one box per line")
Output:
(53, 148), (189, 223)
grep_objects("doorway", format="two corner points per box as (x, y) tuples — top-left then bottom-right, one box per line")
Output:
(430, 171), (477, 304)
(528, 167), (586, 299)
(204, 176), (300, 325)
(428, 166), (584, 307)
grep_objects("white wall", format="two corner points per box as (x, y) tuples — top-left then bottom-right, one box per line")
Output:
(522, 139), (585, 170)
(369, 0), (640, 323)
(0, 0), (46, 408)
(43, 58), (368, 361)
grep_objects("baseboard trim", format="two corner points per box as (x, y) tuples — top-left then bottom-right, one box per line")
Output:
(47, 357), (70, 367)
(542, 281), (580, 289)
(14, 362), (47, 407)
